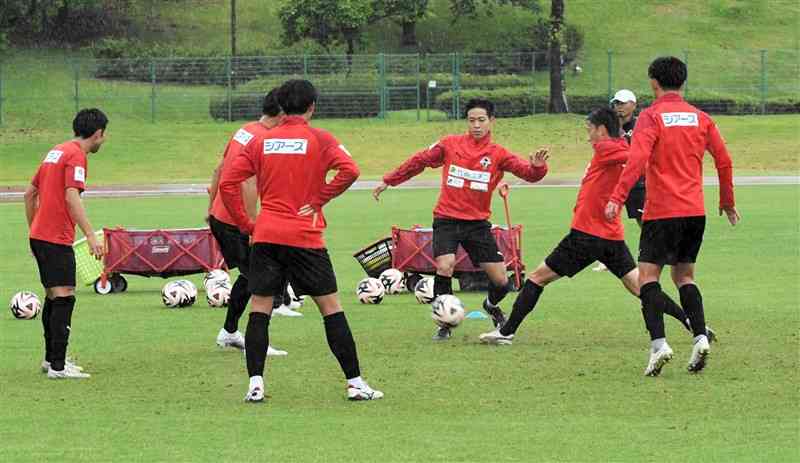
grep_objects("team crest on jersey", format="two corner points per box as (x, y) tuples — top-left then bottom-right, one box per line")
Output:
(479, 156), (492, 170)
(264, 138), (308, 155)
(44, 150), (63, 164)
(661, 112), (698, 127)
(73, 166), (86, 183)
(233, 129), (254, 146)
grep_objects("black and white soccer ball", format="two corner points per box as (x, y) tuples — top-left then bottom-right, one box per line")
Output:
(206, 280), (231, 308)
(413, 277), (435, 304)
(162, 281), (195, 308)
(431, 295), (465, 328)
(379, 268), (405, 294)
(9, 291), (41, 320)
(203, 269), (230, 291)
(356, 277), (385, 304)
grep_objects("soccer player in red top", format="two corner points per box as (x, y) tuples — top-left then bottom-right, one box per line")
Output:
(219, 79), (383, 402)
(373, 98), (549, 341)
(206, 88), (289, 357)
(23, 108), (108, 379)
(604, 57), (740, 376)
(479, 108), (697, 345)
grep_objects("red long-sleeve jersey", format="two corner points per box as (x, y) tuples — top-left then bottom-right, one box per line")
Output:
(383, 133), (547, 221)
(571, 138), (629, 241)
(610, 93), (735, 220)
(219, 115), (359, 248)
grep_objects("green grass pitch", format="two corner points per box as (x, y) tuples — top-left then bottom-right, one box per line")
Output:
(0, 185), (797, 461)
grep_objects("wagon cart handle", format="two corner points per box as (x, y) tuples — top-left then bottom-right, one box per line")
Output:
(497, 183), (521, 289)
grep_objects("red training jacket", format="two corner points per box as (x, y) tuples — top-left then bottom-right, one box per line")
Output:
(383, 133), (547, 221)
(571, 138), (629, 241)
(610, 93), (735, 220)
(219, 115), (359, 248)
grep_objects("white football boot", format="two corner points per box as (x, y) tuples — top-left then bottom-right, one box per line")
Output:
(216, 328), (246, 350)
(272, 305), (303, 317)
(479, 328), (514, 345)
(47, 366), (91, 379)
(244, 386), (265, 403)
(644, 343), (674, 377)
(687, 336), (710, 373)
(41, 358), (84, 373)
(242, 345), (289, 358)
(347, 382), (384, 401)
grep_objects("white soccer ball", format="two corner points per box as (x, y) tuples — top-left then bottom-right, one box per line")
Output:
(414, 277), (435, 304)
(9, 291), (41, 320)
(175, 279), (198, 301)
(356, 277), (385, 304)
(203, 269), (231, 291)
(286, 283), (306, 308)
(206, 281), (231, 307)
(379, 268), (405, 294)
(162, 281), (194, 308)
(431, 294), (465, 328)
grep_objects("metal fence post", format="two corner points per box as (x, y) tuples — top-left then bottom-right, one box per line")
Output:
(0, 60), (4, 127)
(760, 49), (768, 115)
(303, 54), (309, 79)
(226, 57), (233, 122)
(530, 52), (536, 115)
(415, 53), (421, 121)
(378, 53), (386, 119)
(73, 61), (80, 113)
(683, 49), (689, 99)
(150, 60), (156, 123)
(425, 54), (431, 122)
(607, 49), (613, 101)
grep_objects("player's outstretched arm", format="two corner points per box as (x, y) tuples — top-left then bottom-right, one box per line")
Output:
(498, 147), (549, 183)
(382, 143), (446, 190)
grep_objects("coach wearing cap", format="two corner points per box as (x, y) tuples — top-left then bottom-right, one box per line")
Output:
(612, 89), (644, 226)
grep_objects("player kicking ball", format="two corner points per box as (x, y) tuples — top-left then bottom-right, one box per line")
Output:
(23, 109), (108, 379)
(220, 79), (382, 403)
(480, 108), (713, 348)
(373, 98), (549, 341)
(207, 88), (288, 357)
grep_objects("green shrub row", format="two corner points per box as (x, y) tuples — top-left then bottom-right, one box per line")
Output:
(209, 93), (380, 121)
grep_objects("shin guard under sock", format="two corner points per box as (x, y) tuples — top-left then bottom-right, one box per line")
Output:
(679, 284), (707, 338)
(224, 275), (250, 333)
(42, 298), (53, 363)
(639, 282), (667, 340)
(433, 274), (453, 297)
(323, 311), (361, 379)
(487, 280), (512, 306)
(499, 280), (544, 336)
(49, 296), (75, 371)
(245, 312), (270, 377)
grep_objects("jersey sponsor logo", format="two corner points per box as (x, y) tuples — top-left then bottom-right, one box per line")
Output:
(73, 166), (86, 183)
(44, 150), (64, 164)
(233, 129), (254, 146)
(479, 156), (492, 170)
(448, 165), (491, 183)
(469, 181), (488, 191)
(264, 138), (308, 155)
(446, 175), (465, 188)
(661, 112), (698, 127)
(338, 144), (352, 157)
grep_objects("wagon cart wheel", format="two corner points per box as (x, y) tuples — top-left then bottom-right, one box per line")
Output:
(94, 277), (113, 295)
(110, 274), (128, 293)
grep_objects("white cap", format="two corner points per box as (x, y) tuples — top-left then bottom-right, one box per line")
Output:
(610, 89), (637, 104)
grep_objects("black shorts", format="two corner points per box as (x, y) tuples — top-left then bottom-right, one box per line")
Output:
(639, 216), (705, 266)
(209, 215), (250, 276)
(432, 218), (503, 265)
(248, 243), (338, 297)
(30, 238), (76, 288)
(545, 229), (636, 279)
(625, 181), (646, 220)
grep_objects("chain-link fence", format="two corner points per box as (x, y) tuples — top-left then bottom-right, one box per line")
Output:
(0, 49), (797, 127)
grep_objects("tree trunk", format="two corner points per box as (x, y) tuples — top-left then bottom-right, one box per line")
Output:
(548, 0), (568, 113)
(401, 20), (417, 47)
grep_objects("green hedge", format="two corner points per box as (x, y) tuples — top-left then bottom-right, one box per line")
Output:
(209, 92), (381, 121)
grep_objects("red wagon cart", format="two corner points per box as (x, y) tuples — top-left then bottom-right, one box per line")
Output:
(92, 227), (225, 294)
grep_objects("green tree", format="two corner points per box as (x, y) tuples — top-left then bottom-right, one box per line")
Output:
(373, 0), (429, 47)
(279, 0), (373, 56)
(548, 0), (568, 113)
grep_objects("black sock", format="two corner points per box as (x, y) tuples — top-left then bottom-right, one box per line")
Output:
(245, 312), (270, 377)
(433, 274), (453, 297)
(639, 282), (666, 340)
(487, 280), (511, 306)
(42, 298), (52, 363)
(500, 280), (544, 336)
(224, 275), (250, 333)
(49, 296), (75, 371)
(323, 312), (361, 379)
(662, 294), (692, 332)
(679, 284), (707, 338)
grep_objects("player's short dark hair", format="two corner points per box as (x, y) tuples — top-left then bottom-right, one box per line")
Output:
(73, 108), (108, 138)
(648, 56), (687, 90)
(587, 107), (621, 138)
(464, 98), (495, 118)
(262, 87), (281, 117)
(276, 79), (317, 115)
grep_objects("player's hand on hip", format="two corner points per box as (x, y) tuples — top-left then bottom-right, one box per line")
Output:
(88, 235), (104, 260)
(298, 204), (319, 228)
(720, 206), (741, 226)
(530, 148), (550, 167)
(604, 201), (621, 221)
(372, 182), (388, 201)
